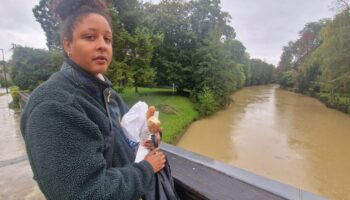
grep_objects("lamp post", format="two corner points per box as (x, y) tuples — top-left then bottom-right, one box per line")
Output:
(0, 48), (8, 94)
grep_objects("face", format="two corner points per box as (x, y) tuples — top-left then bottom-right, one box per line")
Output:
(64, 13), (113, 75)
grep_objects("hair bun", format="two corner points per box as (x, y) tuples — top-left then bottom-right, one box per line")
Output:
(52, 0), (108, 21)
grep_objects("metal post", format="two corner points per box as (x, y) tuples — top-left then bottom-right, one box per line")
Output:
(0, 48), (8, 94)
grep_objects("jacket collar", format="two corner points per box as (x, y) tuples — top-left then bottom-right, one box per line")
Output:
(60, 57), (112, 90)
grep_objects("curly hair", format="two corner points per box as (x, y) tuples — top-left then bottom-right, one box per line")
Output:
(51, 0), (112, 43)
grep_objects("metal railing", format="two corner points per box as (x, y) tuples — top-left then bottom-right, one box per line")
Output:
(19, 92), (328, 200)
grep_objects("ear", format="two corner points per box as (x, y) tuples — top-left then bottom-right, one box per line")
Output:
(63, 37), (71, 54)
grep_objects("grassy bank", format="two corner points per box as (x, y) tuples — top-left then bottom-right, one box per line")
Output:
(281, 86), (350, 114)
(119, 87), (199, 144)
(316, 92), (350, 114)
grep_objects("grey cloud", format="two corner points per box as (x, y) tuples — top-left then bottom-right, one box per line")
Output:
(0, 0), (46, 60)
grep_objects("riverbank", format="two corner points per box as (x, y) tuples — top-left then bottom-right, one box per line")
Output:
(177, 85), (350, 200)
(120, 87), (199, 144)
(281, 86), (350, 114)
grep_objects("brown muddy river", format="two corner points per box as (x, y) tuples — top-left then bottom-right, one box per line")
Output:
(177, 85), (350, 200)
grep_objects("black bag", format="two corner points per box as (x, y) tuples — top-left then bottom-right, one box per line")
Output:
(142, 159), (180, 200)
(142, 134), (180, 200)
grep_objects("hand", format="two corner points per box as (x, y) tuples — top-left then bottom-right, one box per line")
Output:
(142, 132), (161, 151)
(144, 148), (166, 173)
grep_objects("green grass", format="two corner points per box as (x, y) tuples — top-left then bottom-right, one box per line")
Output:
(0, 92), (6, 97)
(317, 92), (350, 104)
(119, 87), (199, 144)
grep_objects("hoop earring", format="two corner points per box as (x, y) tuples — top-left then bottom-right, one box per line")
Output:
(67, 51), (72, 57)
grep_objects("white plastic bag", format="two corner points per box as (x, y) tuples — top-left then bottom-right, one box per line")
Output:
(121, 101), (158, 163)
(120, 101), (148, 143)
(134, 111), (159, 163)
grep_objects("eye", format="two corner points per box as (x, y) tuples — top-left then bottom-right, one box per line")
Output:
(84, 35), (96, 41)
(104, 37), (112, 44)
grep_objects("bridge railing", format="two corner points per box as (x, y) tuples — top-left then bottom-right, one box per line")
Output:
(18, 92), (30, 112)
(19, 92), (327, 200)
(161, 143), (327, 200)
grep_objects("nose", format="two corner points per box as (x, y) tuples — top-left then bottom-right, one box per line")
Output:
(96, 36), (108, 51)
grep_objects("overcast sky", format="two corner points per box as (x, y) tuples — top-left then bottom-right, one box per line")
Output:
(0, 0), (335, 65)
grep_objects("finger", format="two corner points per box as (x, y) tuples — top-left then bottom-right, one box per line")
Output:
(150, 148), (158, 153)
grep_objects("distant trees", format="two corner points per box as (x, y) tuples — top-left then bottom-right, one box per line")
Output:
(9, 46), (62, 90)
(276, 8), (350, 112)
(317, 9), (350, 93)
(14, 0), (275, 115)
(145, 0), (274, 108)
(277, 9), (350, 93)
(33, 0), (60, 50)
(249, 59), (274, 86)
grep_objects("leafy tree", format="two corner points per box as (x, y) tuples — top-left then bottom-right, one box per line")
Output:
(128, 28), (156, 92)
(33, 0), (61, 50)
(294, 20), (327, 66)
(10, 46), (62, 90)
(197, 87), (218, 116)
(278, 69), (298, 88)
(317, 9), (350, 93)
(249, 59), (274, 86)
(189, 0), (235, 39)
(297, 53), (322, 93)
(108, 0), (142, 33)
(332, 0), (350, 12)
(192, 29), (239, 106)
(276, 41), (296, 78)
(276, 19), (328, 91)
(145, 0), (195, 90)
(225, 39), (250, 86)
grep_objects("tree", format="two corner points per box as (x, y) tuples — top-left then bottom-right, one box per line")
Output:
(128, 28), (156, 92)
(249, 59), (274, 86)
(189, 0), (235, 39)
(317, 9), (350, 93)
(107, 0), (142, 33)
(33, 0), (61, 50)
(332, 0), (350, 12)
(278, 69), (298, 89)
(192, 29), (240, 106)
(225, 39), (250, 86)
(276, 41), (296, 77)
(294, 20), (328, 66)
(145, 0), (195, 90)
(10, 46), (62, 90)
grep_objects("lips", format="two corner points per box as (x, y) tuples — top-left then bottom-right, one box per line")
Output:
(93, 56), (108, 64)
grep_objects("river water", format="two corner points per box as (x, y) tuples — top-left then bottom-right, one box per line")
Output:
(177, 85), (350, 200)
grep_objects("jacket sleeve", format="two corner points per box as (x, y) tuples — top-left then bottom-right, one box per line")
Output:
(22, 101), (154, 200)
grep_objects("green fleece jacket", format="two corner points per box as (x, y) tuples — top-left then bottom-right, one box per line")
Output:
(20, 59), (155, 200)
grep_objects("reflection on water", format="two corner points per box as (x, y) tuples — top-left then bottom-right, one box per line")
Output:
(177, 85), (350, 200)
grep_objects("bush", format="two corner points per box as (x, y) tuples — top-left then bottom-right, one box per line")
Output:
(278, 70), (297, 88)
(9, 86), (20, 109)
(317, 93), (329, 103)
(113, 85), (125, 94)
(196, 87), (219, 117)
(0, 79), (10, 87)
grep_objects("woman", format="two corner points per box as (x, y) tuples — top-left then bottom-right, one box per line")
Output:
(20, 0), (166, 199)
